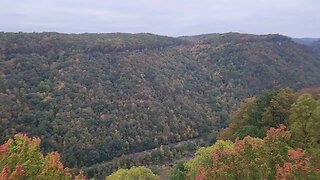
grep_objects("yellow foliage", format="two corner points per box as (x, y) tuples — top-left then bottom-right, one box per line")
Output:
(105, 166), (158, 180)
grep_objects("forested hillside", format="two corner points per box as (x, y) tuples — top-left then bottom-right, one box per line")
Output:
(1, 32), (320, 178)
(2, 89), (319, 179)
(311, 40), (320, 55)
(293, 38), (320, 55)
(168, 89), (320, 179)
(292, 38), (319, 46)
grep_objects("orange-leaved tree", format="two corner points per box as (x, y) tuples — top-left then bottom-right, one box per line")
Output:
(192, 125), (320, 180)
(0, 133), (86, 180)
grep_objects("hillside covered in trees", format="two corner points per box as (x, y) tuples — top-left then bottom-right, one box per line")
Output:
(168, 89), (320, 179)
(3, 89), (318, 179)
(0, 32), (320, 178)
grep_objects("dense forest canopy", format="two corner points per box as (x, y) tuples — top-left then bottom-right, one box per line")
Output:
(169, 89), (320, 179)
(311, 40), (320, 55)
(0, 32), (320, 178)
(2, 90), (320, 179)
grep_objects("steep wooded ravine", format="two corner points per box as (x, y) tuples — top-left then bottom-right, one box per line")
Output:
(0, 32), (319, 177)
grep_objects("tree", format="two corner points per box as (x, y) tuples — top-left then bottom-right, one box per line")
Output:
(289, 94), (320, 149)
(0, 134), (84, 180)
(275, 148), (320, 179)
(206, 129), (218, 144)
(218, 89), (296, 141)
(217, 97), (256, 140)
(169, 161), (187, 180)
(186, 125), (320, 180)
(261, 88), (295, 126)
(184, 140), (233, 179)
(105, 166), (158, 180)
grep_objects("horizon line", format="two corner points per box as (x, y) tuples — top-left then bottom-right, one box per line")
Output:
(1, 31), (319, 39)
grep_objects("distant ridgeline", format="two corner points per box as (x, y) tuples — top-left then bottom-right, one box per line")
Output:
(0, 32), (320, 178)
(293, 37), (320, 55)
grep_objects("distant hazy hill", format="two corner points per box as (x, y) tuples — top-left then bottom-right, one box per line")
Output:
(311, 39), (320, 55)
(0, 32), (320, 177)
(293, 38), (320, 55)
(292, 37), (320, 46)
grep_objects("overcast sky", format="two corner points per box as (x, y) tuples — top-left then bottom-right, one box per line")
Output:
(0, 0), (319, 37)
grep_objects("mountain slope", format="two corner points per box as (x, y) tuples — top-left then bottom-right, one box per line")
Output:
(311, 40), (320, 55)
(0, 32), (320, 177)
(292, 37), (320, 46)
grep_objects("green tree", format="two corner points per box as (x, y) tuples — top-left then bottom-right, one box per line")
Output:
(206, 129), (218, 144)
(289, 94), (320, 148)
(218, 89), (297, 141)
(169, 161), (187, 180)
(261, 88), (295, 126)
(217, 97), (256, 140)
(0, 134), (83, 180)
(105, 166), (158, 180)
(184, 140), (233, 179)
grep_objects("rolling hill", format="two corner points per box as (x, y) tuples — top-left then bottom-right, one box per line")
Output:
(0, 32), (320, 177)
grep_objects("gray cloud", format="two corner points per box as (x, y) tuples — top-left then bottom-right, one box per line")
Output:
(0, 0), (319, 37)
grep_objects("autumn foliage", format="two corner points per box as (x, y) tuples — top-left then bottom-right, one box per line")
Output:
(188, 125), (320, 180)
(105, 166), (158, 180)
(1, 33), (320, 177)
(0, 134), (85, 180)
(275, 148), (320, 179)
